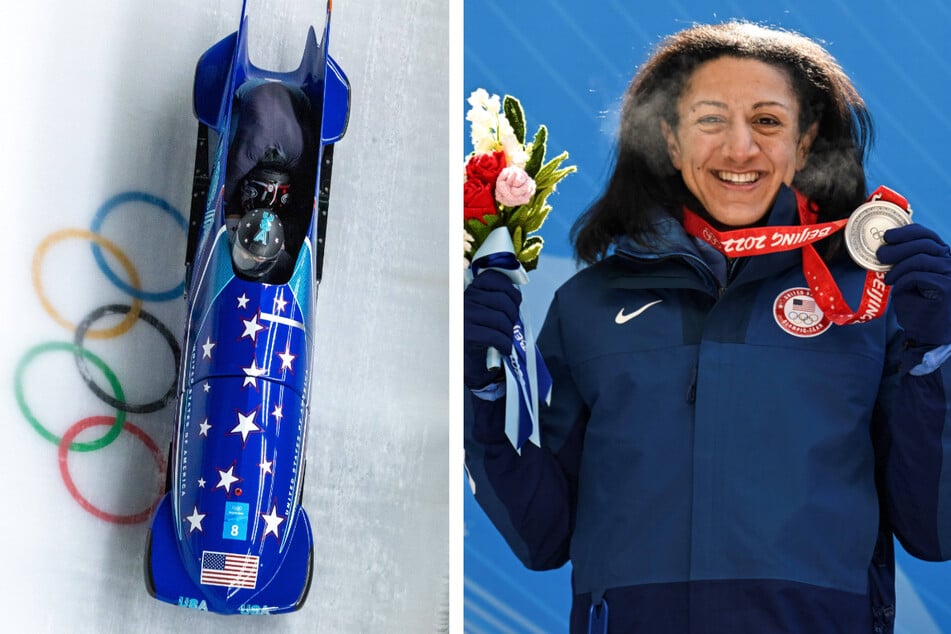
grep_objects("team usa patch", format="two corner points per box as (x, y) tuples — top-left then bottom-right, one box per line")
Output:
(773, 287), (832, 337)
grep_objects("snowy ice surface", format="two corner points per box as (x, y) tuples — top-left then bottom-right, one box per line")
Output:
(1, 0), (449, 631)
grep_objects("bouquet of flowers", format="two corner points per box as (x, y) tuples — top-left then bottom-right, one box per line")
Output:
(463, 88), (575, 451)
(463, 88), (576, 272)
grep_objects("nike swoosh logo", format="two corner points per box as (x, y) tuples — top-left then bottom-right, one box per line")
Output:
(615, 300), (663, 324)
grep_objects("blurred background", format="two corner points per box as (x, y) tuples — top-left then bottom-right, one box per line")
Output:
(1, 0), (449, 631)
(464, 1), (951, 632)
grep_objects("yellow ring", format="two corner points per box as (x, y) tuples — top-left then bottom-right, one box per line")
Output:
(32, 229), (143, 339)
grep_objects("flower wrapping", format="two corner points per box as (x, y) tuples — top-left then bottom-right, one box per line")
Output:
(468, 227), (551, 451)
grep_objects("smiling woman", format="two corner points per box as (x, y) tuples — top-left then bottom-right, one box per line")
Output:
(463, 19), (951, 634)
(660, 57), (817, 228)
(571, 21), (871, 262)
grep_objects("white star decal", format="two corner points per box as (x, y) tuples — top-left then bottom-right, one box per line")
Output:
(276, 344), (296, 372)
(215, 465), (240, 494)
(240, 313), (266, 342)
(201, 337), (216, 359)
(273, 289), (288, 314)
(260, 504), (286, 541)
(198, 418), (212, 437)
(241, 359), (268, 388)
(197, 477), (206, 488)
(259, 458), (273, 475)
(236, 292), (250, 309)
(184, 505), (206, 533)
(271, 404), (283, 422)
(230, 410), (262, 444)
(203, 382), (211, 393)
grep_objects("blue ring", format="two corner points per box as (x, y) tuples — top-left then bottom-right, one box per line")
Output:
(90, 191), (187, 302)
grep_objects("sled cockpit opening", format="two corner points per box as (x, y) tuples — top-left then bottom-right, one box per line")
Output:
(223, 80), (318, 284)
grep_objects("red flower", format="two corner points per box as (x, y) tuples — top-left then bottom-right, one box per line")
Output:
(464, 179), (497, 223)
(465, 151), (507, 184)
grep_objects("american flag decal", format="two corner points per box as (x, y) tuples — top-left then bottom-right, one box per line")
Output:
(200, 550), (259, 589)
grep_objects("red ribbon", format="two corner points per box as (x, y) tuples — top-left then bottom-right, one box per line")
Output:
(682, 186), (909, 325)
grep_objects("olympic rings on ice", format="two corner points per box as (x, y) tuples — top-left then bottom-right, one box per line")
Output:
(73, 304), (181, 414)
(33, 228), (144, 339)
(90, 191), (188, 301)
(58, 416), (165, 525)
(15, 341), (127, 452)
(17, 190), (185, 524)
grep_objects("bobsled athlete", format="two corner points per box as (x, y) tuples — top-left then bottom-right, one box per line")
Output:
(231, 206), (293, 281)
(464, 21), (951, 633)
(224, 80), (316, 259)
(227, 158), (293, 234)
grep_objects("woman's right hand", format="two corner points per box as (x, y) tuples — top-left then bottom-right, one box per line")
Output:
(464, 270), (522, 389)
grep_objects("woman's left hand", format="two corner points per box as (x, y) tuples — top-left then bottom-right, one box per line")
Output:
(878, 223), (951, 346)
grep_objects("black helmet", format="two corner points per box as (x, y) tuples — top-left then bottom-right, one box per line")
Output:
(232, 208), (285, 278)
(239, 159), (291, 215)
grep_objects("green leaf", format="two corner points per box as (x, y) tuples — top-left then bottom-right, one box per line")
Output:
(470, 213), (500, 231)
(512, 225), (524, 253)
(520, 235), (544, 271)
(465, 214), (500, 249)
(506, 205), (521, 227)
(533, 150), (571, 186)
(503, 95), (526, 145)
(524, 125), (547, 178)
(519, 235), (544, 267)
(521, 204), (552, 234)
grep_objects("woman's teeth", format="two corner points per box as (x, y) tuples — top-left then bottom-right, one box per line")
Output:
(716, 171), (759, 183)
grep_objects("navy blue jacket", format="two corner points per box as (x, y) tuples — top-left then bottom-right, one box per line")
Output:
(465, 187), (951, 633)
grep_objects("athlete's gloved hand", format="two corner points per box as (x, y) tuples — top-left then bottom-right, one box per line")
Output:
(464, 270), (521, 390)
(878, 223), (951, 346)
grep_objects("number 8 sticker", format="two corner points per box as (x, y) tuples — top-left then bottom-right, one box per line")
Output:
(223, 501), (250, 540)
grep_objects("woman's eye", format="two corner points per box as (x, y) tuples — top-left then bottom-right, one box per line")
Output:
(754, 116), (781, 127)
(697, 115), (724, 125)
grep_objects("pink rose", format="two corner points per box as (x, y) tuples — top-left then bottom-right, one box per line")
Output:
(494, 166), (536, 207)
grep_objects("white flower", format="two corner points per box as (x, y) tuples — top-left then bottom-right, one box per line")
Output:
(463, 230), (475, 269)
(471, 126), (498, 155)
(466, 89), (502, 152)
(499, 121), (528, 168)
(465, 88), (527, 167)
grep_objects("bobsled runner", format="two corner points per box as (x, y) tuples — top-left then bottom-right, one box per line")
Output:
(145, 0), (349, 615)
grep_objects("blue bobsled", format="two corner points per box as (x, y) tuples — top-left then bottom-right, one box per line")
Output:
(145, 0), (349, 615)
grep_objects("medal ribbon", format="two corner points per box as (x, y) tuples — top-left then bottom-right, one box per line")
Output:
(682, 186), (909, 325)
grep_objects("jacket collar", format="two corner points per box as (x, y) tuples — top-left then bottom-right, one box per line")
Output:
(614, 185), (804, 289)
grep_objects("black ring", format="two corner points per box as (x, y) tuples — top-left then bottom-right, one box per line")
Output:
(73, 304), (180, 413)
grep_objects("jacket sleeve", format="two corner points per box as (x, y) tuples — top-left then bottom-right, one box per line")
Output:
(879, 321), (951, 561)
(463, 292), (589, 570)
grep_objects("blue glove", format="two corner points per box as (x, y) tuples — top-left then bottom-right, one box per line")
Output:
(878, 223), (951, 346)
(464, 269), (521, 390)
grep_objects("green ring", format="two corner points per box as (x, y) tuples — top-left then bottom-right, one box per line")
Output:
(14, 341), (127, 452)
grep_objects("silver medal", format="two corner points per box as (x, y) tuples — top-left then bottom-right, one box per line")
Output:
(844, 200), (912, 271)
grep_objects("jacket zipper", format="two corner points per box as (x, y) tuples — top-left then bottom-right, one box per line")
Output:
(616, 247), (725, 408)
(615, 247), (723, 299)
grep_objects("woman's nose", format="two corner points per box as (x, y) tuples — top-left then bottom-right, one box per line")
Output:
(723, 123), (760, 162)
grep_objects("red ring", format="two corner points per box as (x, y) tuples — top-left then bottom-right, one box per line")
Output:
(58, 416), (165, 524)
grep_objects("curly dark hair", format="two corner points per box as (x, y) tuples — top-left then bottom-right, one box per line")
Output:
(571, 21), (873, 264)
